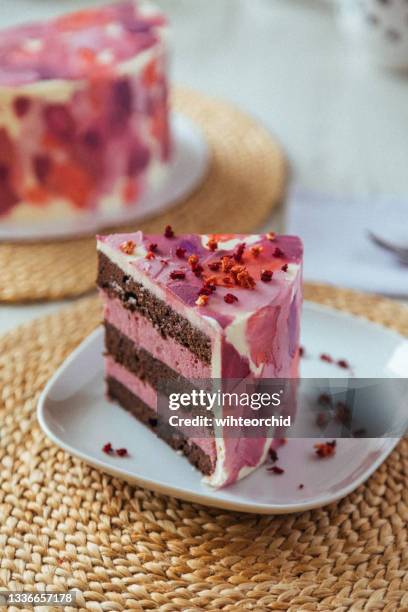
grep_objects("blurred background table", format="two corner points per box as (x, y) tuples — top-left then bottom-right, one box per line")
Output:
(1, 0), (407, 334)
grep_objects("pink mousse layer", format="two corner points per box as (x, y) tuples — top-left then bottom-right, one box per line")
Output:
(105, 356), (216, 465)
(102, 292), (212, 379)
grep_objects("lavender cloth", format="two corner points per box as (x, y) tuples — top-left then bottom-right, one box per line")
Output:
(286, 189), (408, 297)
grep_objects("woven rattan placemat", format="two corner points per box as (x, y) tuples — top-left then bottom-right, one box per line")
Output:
(0, 88), (286, 304)
(0, 284), (407, 610)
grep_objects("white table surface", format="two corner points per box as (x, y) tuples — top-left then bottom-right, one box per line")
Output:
(1, 0), (407, 335)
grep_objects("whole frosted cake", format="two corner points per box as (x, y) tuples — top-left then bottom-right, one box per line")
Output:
(0, 1), (170, 225)
(97, 229), (303, 487)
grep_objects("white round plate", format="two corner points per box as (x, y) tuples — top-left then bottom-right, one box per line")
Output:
(37, 302), (407, 514)
(0, 113), (209, 242)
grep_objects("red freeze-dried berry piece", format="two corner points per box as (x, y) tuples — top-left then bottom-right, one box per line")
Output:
(267, 465), (285, 474)
(164, 225), (174, 238)
(269, 448), (279, 462)
(198, 286), (212, 296)
(116, 448), (128, 457)
(176, 246), (186, 258)
(281, 264), (288, 272)
(145, 251), (155, 260)
(261, 269), (273, 282)
(170, 270), (185, 280)
(318, 393), (331, 406)
(207, 238), (218, 251)
(224, 293), (238, 304)
(148, 243), (158, 252)
(335, 401), (351, 425)
(274, 247), (285, 258)
(102, 442), (113, 454)
(320, 353), (333, 363)
(188, 254), (199, 267)
(298, 483), (304, 489)
(13, 96), (31, 118)
(337, 359), (350, 369)
(193, 264), (204, 278)
(299, 346), (305, 357)
(314, 440), (336, 458)
(208, 261), (221, 271)
(233, 243), (246, 262)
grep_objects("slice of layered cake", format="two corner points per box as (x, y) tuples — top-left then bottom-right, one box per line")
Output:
(97, 229), (303, 487)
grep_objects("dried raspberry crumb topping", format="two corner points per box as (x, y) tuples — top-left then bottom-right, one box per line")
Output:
(233, 243), (246, 262)
(148, 243), (158, 252)
(281, 263), (289, 272)
(207, 238), (218, 251)
(318, 393), (331, 406)
(120, 240), (136, 255)
(170, 270), (186, 280)
(299, 346), (305, 357)
(335, 401), (351, 425)
(314, 440), (336, 458)
(320, 353), (333, 363)
(267, 465), (285, 474)
(337, 359), (350, 369)
(160, 259), (169, 266)
(164, 225), (174, 238)
(261, 269), (273, 282)
(224, 293), (238, 304)
(145, 251), (155, 260)
(196, 294), (209, 306)
(102, 442), (113, 454)
(235, 267), (256, 289)
(250, 245), (263, 257)
(176, 246), (186, 259)
(269, 448), (279, 462)
(193, 264), (204, 278)
(208, 261), (221, 271)
(274, 247), (285, 258)
(298, 483), (304, 489)
(116, 448), (128, 457)
(221, 256), (234, 273)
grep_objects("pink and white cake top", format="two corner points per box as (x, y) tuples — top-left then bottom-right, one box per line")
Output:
(0, 1), (166, 87)
(97, 228), (303, 330)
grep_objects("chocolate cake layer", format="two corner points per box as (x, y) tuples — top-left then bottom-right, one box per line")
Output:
(107, 376), (214, 475)
(98, 252), (211, 364)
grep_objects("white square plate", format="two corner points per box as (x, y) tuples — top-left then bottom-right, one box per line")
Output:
(37, 302), (407, 514)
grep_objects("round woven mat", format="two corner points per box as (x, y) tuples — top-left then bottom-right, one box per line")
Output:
(0, 87), (286, 303)
(1, 284), (407, 611)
